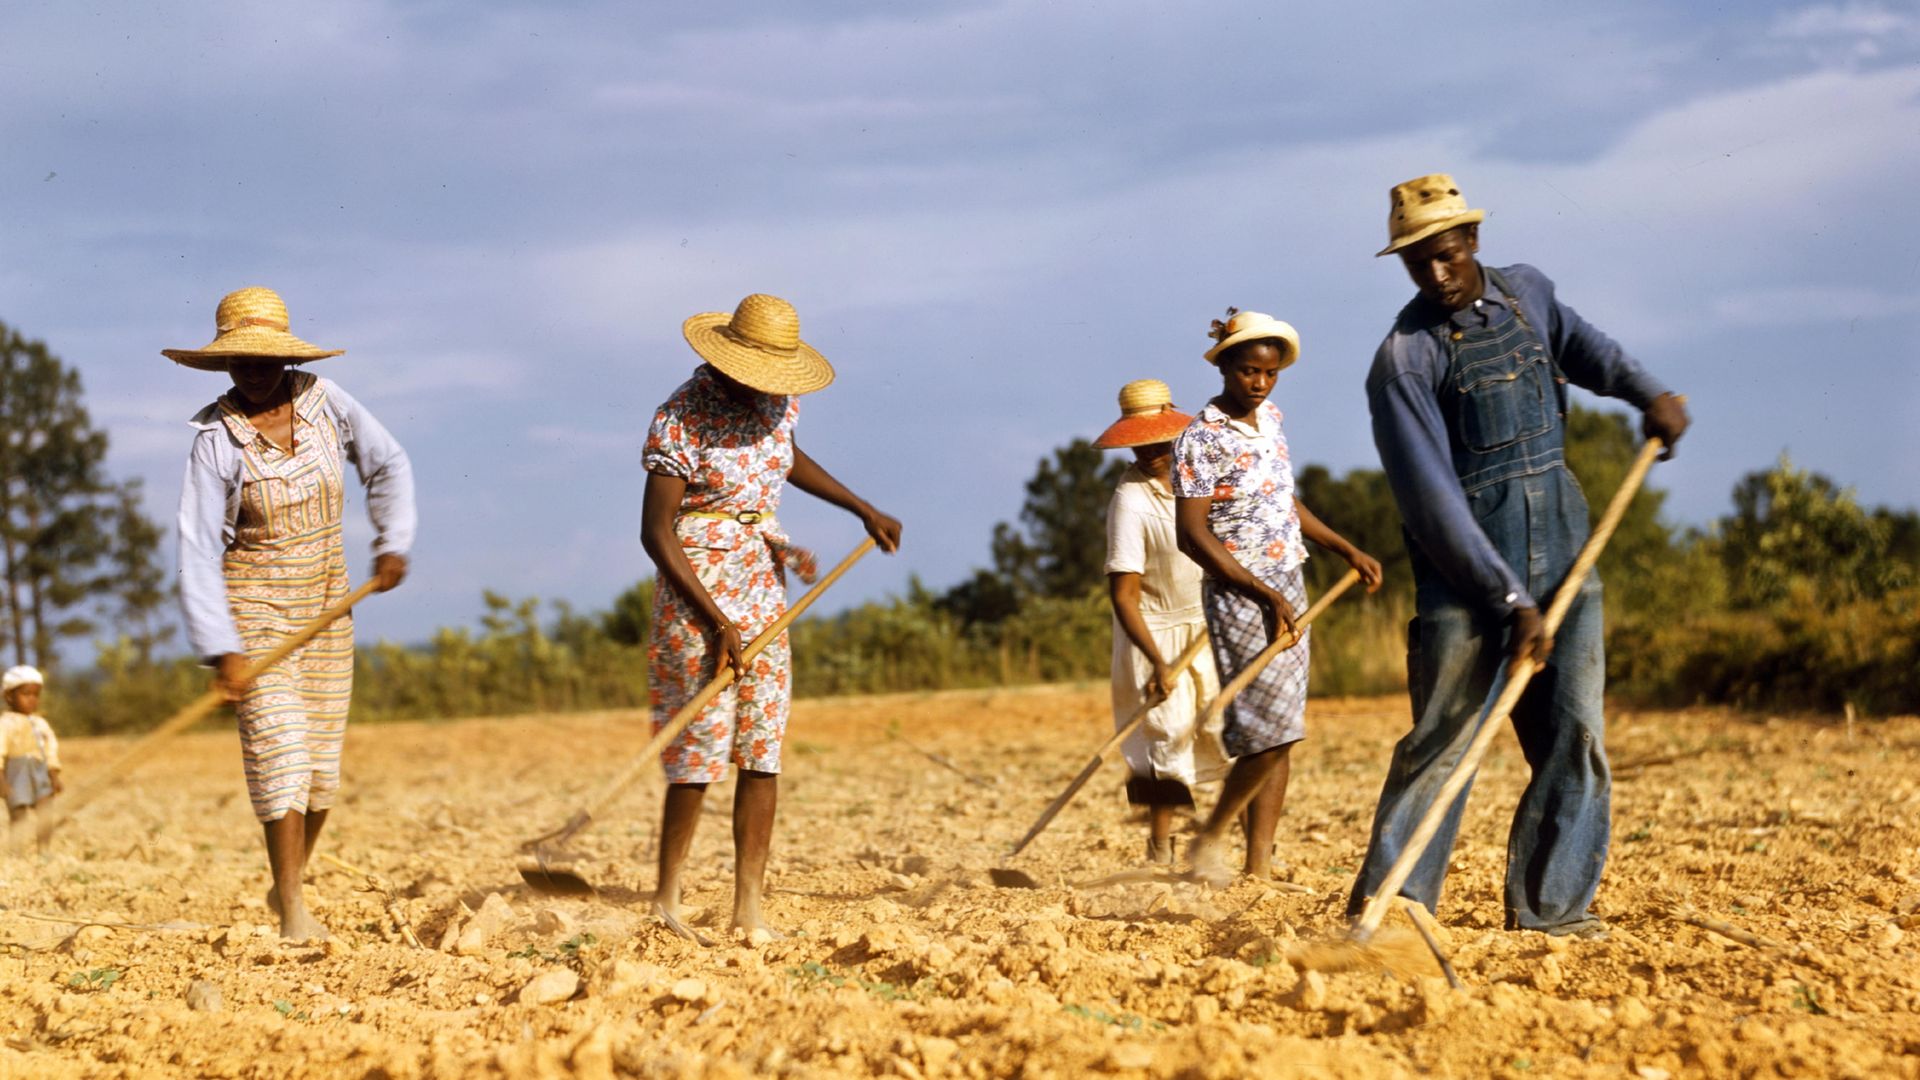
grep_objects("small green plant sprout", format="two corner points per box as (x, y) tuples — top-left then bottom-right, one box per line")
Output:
(67, 967), (121, 991)
(1792, 984), (1829, 1016)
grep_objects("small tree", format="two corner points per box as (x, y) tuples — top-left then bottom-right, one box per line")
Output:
(1717, 454), (1913, 608)
(942, 438), (1123, 624)
(0, 321), (168, 669)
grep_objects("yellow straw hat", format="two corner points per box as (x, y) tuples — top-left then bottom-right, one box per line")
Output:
(1094, 379), (1194, 449)
(1203, 308), (1300, 368)
(1376, 173), (1485, 257)
(682, 294), (836, 396)
(161, 287), (345, 371)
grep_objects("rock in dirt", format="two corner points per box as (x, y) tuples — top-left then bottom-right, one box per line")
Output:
(1103, 1043), (1154, 1071)
(589, 958), (666, 999)
(455, 893), (518, 955)
(520, 967), (581, 1006)
(670, 977), (708, 1003)
(1614, 995), (1655, 1029)
(185, 981), (223, 1013)
(533, 907), (578, 937)
(918, 1036), (960, 1073)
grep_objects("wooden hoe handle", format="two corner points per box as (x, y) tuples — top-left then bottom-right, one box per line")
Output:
(40, 580), (381, 842)
(1007, 566), (1361, 859)
(527, 538), (876, 847)
(1352, 434), (1668, 939)
(1005, 630), (1213, 859)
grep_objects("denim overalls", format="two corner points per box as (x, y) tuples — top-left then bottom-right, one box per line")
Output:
(1348, 268), (1611, 932)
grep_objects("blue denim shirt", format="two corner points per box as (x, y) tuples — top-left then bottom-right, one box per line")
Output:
(1366, 263), (1668, 616)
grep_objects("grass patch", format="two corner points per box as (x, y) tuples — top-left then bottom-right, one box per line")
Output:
(785, 961), (924, 1002)
(1792, 983), (1829, 1016)
(1063, 1003), (1163, 1031)
(508, 932), (599, 964)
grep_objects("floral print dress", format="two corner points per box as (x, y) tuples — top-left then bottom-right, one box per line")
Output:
(642, 365), (804, 783)
(1171, 399), (1312, 757)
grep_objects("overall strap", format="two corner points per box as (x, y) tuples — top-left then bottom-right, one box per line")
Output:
(1483, 266), (1570, 411)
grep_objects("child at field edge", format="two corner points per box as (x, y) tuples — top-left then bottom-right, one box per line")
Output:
(2, 665), (64, 834)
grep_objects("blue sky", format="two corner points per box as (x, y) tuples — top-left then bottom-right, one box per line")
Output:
(2, 1), (1916, 650)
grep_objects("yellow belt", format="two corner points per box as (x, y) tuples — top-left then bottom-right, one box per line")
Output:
(681, 509), (771, 526)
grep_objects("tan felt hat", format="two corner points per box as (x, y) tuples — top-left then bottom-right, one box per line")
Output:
(1377, 173), (1485, 257)
(682, 293), (836, 396)
(1094, 379), (1194, 449)
(1203, 308), (1300, 368)
(162, 287), (345, 371)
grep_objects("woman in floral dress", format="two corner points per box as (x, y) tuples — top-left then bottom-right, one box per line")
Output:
(642, 293), (901, 937)
(1172, 309), (1381, 884)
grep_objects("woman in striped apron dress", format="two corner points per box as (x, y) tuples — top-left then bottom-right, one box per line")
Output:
(171, 287), (416, 942)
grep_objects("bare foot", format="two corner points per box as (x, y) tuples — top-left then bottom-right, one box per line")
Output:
(730, 914), (785, 942)
(277, 893), (329, 943)
(1183, 838), (1233, 889)
(652, 901), (712, 946)
(1145, 836), (1176, 866)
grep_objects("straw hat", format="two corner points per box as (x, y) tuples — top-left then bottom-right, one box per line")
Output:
(682, 294), (836, 396)
(1376, 173), (1485, 257)
(1094, 380), (1194, 449)
(1203, 309), (1301, 368)
(162, 287), (345, 371)
(3, 665), (43, 693)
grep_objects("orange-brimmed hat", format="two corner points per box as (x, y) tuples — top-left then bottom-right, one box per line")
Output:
(1094, 379), (1193, 449)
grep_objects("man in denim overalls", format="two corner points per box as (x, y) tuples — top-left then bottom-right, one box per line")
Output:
(1347, 174), (1689, 938)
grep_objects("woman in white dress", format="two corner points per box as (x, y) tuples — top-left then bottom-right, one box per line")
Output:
(1096, 379), (1227, 864)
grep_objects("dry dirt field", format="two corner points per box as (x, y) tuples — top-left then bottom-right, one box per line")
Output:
(3, 685), (1918, 1079)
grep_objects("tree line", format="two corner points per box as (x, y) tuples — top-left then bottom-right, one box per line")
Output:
(7, 319), (1916, 734)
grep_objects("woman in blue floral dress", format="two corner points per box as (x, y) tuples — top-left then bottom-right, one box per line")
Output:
(1172, 308), (1382, 884)
(641, 293), (901, 938)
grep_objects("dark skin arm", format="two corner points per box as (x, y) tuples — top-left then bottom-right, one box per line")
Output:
(1294, 499), (1385, 593)
(638, 445), (903, 677)
(642, 471), (746, 674)
(787, 444), (903, 554)
(1108, 572), (1173, 702)
(1174, 496), (1297, 643)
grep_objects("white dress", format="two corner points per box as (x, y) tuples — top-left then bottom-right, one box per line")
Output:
(1105, 466), (1228, 794)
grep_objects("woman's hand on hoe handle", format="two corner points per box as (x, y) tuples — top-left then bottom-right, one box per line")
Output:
(1258, 583), (1299, 646)
(859, 506), (903, 554)
(710, 617), (745, 676)
(1344, 547), (1385, 593)
(213, 653), (251, 703)
(372, 552), (408, 592)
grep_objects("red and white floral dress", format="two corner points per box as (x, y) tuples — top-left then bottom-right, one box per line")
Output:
(642, 365), (808, 783)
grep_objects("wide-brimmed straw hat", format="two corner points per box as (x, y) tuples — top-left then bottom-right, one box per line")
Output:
(1203, 309), (1301, 368)
(682, 293), (836, 396)
(1094, 379), (1194, 449)
(162, 287), (345, 371)
(1376, 173), (1486, 257)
